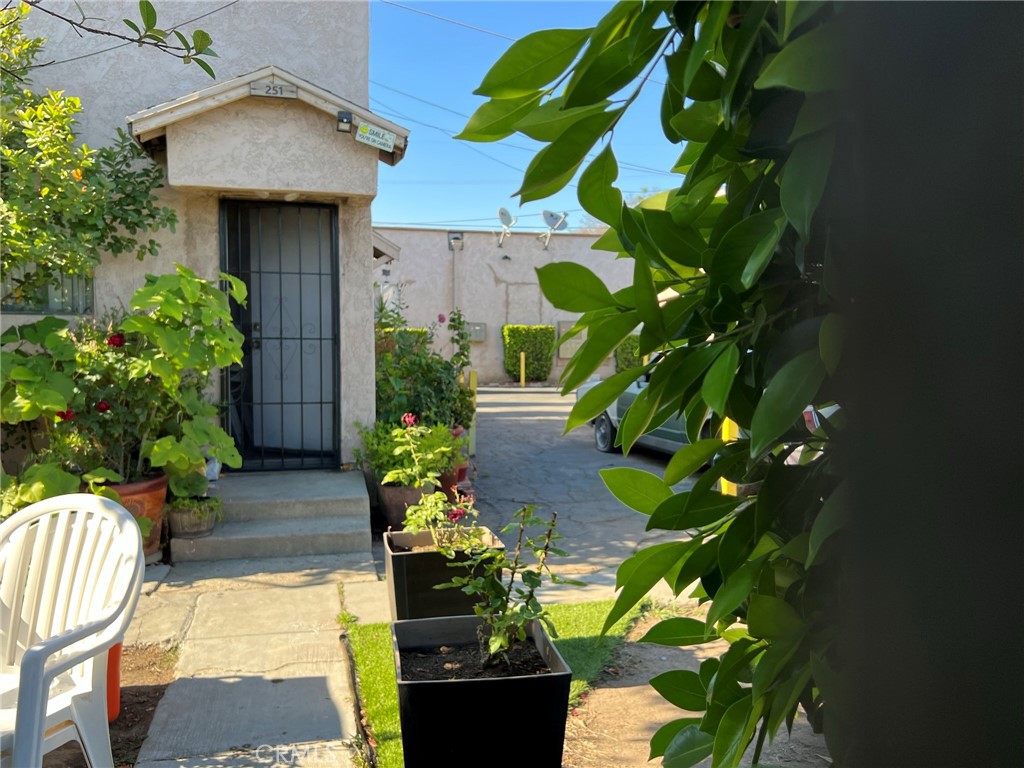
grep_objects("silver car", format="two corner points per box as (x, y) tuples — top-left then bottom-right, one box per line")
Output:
(575, 375), (691, 454)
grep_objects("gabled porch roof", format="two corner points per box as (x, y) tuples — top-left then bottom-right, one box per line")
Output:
(126, 65), (409, 166)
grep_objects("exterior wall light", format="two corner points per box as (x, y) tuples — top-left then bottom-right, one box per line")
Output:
(337, 111), (353, 132)
(447, 232), (464, 251)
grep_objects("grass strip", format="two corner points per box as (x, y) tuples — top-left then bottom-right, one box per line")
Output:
(346, 599), (643, 768)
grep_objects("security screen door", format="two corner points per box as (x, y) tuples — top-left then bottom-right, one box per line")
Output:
(221, 201), (339, 470)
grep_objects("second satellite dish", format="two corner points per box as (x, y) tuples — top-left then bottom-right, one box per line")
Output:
(542, 210), (568, 231)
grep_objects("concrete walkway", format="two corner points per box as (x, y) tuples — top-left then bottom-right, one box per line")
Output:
(126, 386), (687, 766)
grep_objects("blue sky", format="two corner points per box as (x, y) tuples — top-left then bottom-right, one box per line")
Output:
(368, 0), (682, 232)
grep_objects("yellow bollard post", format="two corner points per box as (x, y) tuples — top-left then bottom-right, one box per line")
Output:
(520, 351), (526, 388)
(468, 370), (478, 457)
(720, 418), (739, 496)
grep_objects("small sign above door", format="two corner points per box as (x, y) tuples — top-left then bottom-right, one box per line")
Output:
(354, 122), (397, 152)
(249, 80), (298, 99)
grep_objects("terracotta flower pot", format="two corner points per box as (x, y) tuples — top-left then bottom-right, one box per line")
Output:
(109, 474), (168, 558)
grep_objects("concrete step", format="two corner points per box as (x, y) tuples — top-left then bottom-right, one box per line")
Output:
(209, 470), (369, 522)
(171, 516), (371, 563)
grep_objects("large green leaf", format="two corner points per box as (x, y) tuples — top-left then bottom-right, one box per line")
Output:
(634, 244), (665, 341)
(517, 109), (622, 202)
(650, 670), (708, 711)
(664, 438), (725, 485)
(514, 96), (613, 142)
(639, 616), (714, 646)
(603, 541), (694, 632)
(818, 312), (844, 375)
(721, 2), (771, 122)
(618, 382), (661, 453)
(650, 718), (702, 761)
(709, 209), (784, 293)
(640, 209), (706, 268)
(577, 144), (623, 227)
(750, 633), (802, 701)
(648, 490), (744, 531)
(536, 262), (618, 312)
(559, 310), (640, 392)
(669, 99), (722, 142)
(565, 23), (670, 107)
(475, 28), (593, 98)
(455, 93), (543, 142)
(564, 365), (647, 426)
(749, 349), (826, 456)
(600, 467), (673, 515)
(671, 537), (719, 594)
(808, 481), (848, 565)
(781, 129), (835, 240)
(662, 724), (714, 768)
(755, 18), (841, 94)
(712, 695), (756, 768)
(747, 595), (805, 640)
(705, 557), (766, 628)
(701, 343), (739, 417)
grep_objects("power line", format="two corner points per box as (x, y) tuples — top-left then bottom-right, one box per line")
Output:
(377, 0), (515, 41)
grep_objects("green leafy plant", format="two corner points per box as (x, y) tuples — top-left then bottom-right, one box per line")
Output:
(460, 1), (845, 764)
(446, 308), (472, 378)
(440, 505), (583, 667)
(501, 324), (555, 381)
(165, 495), (222, 521)
(355, 416), (464, 489)
(1, 265), (247, 516)
(450, 385), (476, 429)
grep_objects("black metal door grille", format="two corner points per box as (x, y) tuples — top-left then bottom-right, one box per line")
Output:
(220, 201), (339, 470)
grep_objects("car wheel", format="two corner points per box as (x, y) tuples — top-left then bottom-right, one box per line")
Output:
(594, 412), (619, 453)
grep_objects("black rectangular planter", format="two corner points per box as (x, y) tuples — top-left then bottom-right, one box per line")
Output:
(392, 615), (571, 768)
(383, 528), (502, 621)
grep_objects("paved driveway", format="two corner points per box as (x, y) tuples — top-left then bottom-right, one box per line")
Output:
(469, 385), (695, 600)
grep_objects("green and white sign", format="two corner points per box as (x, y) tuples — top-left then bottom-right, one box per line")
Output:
(354, 122), (397, 152)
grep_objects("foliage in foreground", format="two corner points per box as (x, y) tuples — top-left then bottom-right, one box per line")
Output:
(345, 600), (640, 768)
(459, 2), (846, 765)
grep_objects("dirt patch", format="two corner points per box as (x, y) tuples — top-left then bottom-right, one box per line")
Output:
(400, 639), (550, 681)
(43, 644), (176, 768)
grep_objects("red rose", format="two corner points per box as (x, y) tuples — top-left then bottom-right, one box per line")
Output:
(401, 413), (417, 427)
(56, 409), (74, 421)
(107, 332), (125, 348)
(97, 401), (110, 413)
(448, 508), (466, 523)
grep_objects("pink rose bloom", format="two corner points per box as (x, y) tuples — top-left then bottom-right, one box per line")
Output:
(438, 313), (447, 324)
(401, 413), (417, 427)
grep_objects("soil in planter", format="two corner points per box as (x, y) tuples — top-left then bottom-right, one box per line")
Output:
(400, 640), (551, 681)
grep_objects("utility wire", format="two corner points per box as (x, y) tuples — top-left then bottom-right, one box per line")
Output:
(377, 0), (515, 41)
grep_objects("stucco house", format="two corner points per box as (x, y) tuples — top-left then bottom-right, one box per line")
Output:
(18, 1), (408, 472)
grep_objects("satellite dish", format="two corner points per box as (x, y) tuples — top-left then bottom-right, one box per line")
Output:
(496, 207), (517, 247)
(542, 210), (569, 231)
(538, 210), (569, 249)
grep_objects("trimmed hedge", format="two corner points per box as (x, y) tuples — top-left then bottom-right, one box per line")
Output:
(614, 334), (642, 373)
(502, 324), (555, 382)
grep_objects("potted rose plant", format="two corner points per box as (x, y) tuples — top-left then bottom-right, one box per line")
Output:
(355, 414), (465, 530)
(384, 479), (502, 620)
(0, 265), (246, 556)
(390, 506), (582, 767)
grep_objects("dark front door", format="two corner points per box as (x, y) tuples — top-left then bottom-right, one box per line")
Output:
(221, 201), (339, 470)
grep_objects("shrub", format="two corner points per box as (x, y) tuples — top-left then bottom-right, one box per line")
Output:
(614, 334), (641, 373)
(502, 325), (555, 382)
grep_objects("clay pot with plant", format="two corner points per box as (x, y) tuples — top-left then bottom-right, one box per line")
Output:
(0, 265), (247, 552)
(166, 495), (222, 539)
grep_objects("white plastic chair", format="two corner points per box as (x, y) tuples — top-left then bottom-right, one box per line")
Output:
(0, 494), (144, 768)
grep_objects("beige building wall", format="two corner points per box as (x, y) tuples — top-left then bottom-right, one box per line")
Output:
(374, 228), (634, 385)
(14, 1), (386, 464)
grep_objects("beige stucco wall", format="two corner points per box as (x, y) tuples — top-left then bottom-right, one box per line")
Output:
(166, 99), (378, 197)
(14, 1), (380, 466)
(22, 1), (369, 149)
(374, 228), (635, 385)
